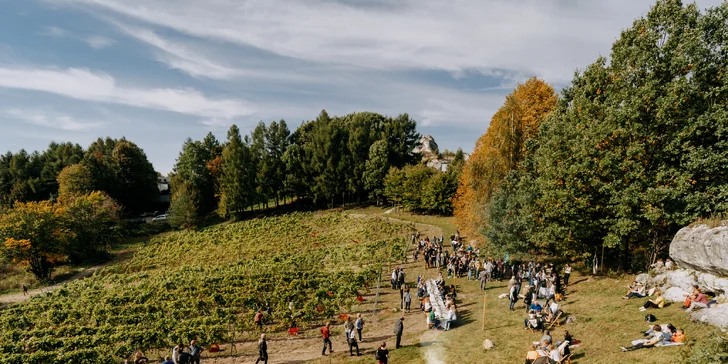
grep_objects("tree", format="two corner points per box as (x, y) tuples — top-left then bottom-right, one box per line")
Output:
(59, 191), (121, 264)
(57, 164), (94, 197)
(363, 140), (389, 205)
(0, 201), (67, 280)
(453, 77), (557, 238)
(169, 137), (219, 226)
(218, 125), (254, 219)
(111, 140), (159, 214)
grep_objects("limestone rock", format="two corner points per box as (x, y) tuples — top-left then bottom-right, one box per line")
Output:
(690, 305), (728, 330)
(665, 270), (698, 292)
(412, 135), (439, 157)
(670, 224), (728, 276)
(635, 273), (651, 286)
(663, 287), (690, 302)
(482, 339), (494, 350)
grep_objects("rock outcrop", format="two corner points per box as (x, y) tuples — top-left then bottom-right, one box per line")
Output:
(637, 222), (728, 330)
(412, 135), (456, 171)
(670, 224), (728, 276)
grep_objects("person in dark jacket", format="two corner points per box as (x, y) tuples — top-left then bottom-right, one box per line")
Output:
(255, 334), (268, 364)
(393, 317), (404, 348)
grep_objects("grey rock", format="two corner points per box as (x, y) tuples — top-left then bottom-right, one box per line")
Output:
(670, 224), (728, 276)
(690, 304), (728, 330)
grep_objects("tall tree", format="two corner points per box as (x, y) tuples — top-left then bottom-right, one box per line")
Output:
(363, 140), (389, 205)
(112, 140), (159, 213)
(57, 163), (94, 197)
(218, 125), (254, 219)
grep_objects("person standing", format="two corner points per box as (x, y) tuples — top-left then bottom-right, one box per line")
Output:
(355, 313), (364, 341)
(254, 309), (264, 330)
(393, 317), (404, 349)
(563, 264), (571, 287)
(189, 340), (203, 364)
(255, 334), (268, 364)
(376, 342), (389, 364)
(172, 343), (184, 364)
(509, 282), (518, 311)
(347, 327), (360, 356)
(479, 269), (487, 290)
(321, 322), (333, 356)
(391, 269), (398, 290)
(21, 284), (28, 296)
(404, 289), (412, 312)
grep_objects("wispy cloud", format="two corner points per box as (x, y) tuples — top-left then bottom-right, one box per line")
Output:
(0, 66), (255, 119)
(3, 108), (100, 132)
(84, 35), (114, 49)
(41, 25), (115, 49)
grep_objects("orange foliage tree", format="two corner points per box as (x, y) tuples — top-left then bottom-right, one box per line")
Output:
(454, 77), (557, 240)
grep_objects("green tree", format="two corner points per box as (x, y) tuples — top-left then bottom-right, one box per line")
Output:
(363, 140), (389, 205)
(218, 125), (254, 219)
(112, 140), (159, 213)
(57, 163), (94, 197)
(59, 191), (121, 264)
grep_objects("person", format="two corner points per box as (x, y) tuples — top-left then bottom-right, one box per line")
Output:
(665, 259), (674, 270)
(344, 316), (354, 339)
(525, 344), (540, 364)
(524, 310), (543, 332)
(391, 269), (398, 289)
(544, 284), (556, 307)
(444, 307), (457, 331)
(255, 334), (268, 364)
(640, 290), (665, 311)
(683, 285), (701, 309)
(479, 268), (488, 290)
(254, 309), (264, 330)
(355, 313), (365, 341)
(172, 343), (184, 364)
(162, 356), (174, 364)
(548, 344), (561, 362)
(530, 301), (543, 313)
(404, 289), (412, 312)
(21, 284), (28, 296)
(563, 264), (571, 287)
(509, 282), (518, 311)
(541, 330), (553, 345)
(623, 282), (646, 299)
(621, 325), (668, 351)
(321, 322), (332, 355)
(347, 327), (360, 356)
(686, 291), (710, 312)
(376, 342), (389, 364)
(189, 340), (203, 364)
(134, 352), (149, 364)
(393, 316), (404, 348)
(427, 309), (438, 329)
(672, 329), (685, 343)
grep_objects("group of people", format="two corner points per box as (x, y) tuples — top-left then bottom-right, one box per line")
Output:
(124, 341), (204, 364)
(318, 318), (393, 363)
(509, 262), (566, 312)
(524, 330), (575, 364)
(620, 323), (685, 351)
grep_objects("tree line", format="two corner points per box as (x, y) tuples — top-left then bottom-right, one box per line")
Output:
(456, 0), (728, 272)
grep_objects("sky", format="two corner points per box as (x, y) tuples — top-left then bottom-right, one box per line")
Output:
(0, 0), (723, 174)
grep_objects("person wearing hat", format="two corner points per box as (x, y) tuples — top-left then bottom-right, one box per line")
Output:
(393, 317), (404, 349)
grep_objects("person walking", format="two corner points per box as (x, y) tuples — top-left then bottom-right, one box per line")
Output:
(320, 322), (333, 356)
(347, 327), (360, 356)
(21, 284), (28, 296)
(255, 334), (268, 364)
(376, 342), (390, 364)
(393, 317), (404, 349)
(189, 340), (203, 364)
(355, 313), (364, 341)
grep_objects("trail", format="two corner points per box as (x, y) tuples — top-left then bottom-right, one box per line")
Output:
(0, 249), (135, 306)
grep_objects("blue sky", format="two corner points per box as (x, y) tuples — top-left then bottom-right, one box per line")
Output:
(0, 0), (722, 174)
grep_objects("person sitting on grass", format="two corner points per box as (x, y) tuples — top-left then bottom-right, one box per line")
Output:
(623, 282), (646, 299)
(530, 300), (543, 313)
(524, 344), (540, 364)
(621, 325), (668, 351)
(643, 323), (676, 337)
(639, 290), (664, 311)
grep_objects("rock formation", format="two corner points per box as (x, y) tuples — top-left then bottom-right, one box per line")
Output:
(637, 222), (728, 330)
(412, 135), (456, 171)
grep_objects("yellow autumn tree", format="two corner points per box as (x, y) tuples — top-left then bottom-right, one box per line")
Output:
(454, 77), (557, 239)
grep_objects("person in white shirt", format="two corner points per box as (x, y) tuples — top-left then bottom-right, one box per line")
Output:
(444, 308), (457, 330)
(563, 264), (572, 286)
(549, 344), (561, 362)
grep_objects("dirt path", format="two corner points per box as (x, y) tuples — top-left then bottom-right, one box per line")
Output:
(0, 249), (135, 306)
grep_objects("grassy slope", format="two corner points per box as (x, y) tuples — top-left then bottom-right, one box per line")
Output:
(339, 209), (721, 364)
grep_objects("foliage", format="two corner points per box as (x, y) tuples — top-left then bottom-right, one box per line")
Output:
(218, 125), (255, 219)
(0, 212), (411, 363)
(58, 192), (121, 264)
(680, 335), (728, 363)
(363, 140), (389, 205)
(57, 163), (94, 198)
(384, 163), (460, 215)
(454, 77), (557, 238)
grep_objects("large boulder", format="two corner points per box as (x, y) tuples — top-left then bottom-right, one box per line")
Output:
(690, 305), (728, 330)
(670, 224), (728, 276)
(413, 135), (439, 157)
(663, 286), (690, 302)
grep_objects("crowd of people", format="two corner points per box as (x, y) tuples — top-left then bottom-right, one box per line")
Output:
(124, 341), (204, 364)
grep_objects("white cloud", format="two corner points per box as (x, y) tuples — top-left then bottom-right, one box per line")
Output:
(3, 108), (100, 132)
(0, 66), (255, 119)
(41, 26), (69, 37)
(85, 35), (115, 49)
(46, 0), (727, 83)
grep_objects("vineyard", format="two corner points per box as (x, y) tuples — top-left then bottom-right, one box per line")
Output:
(0, 212), (411, 364)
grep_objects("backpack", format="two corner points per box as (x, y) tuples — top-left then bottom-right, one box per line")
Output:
(645, 314), (656, 322)
(375, 348), (382, 360)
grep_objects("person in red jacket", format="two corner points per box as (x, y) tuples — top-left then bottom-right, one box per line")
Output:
(321, 322), (332, 355)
